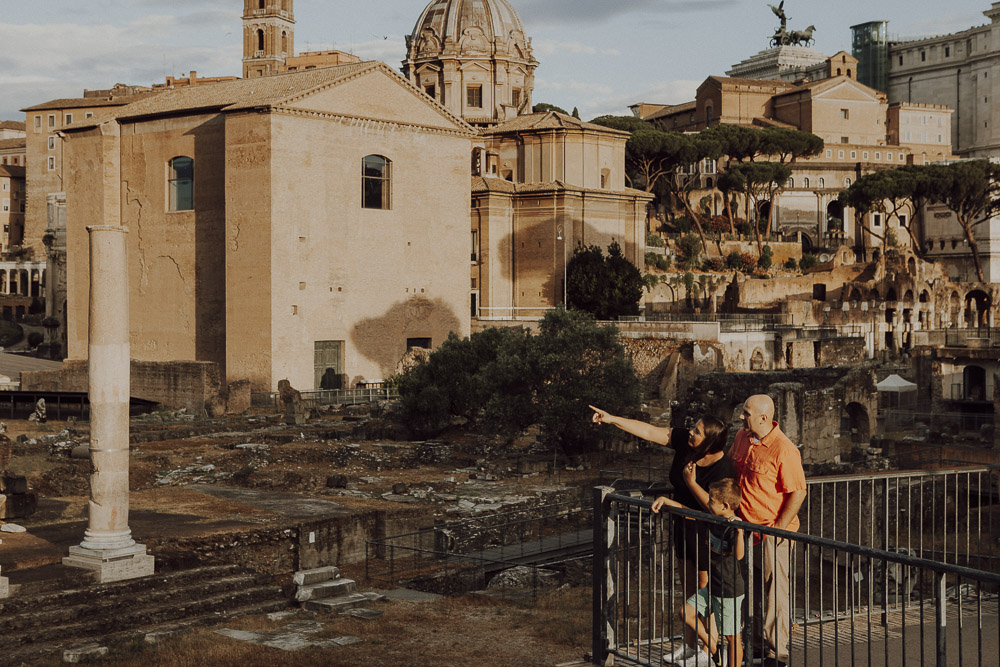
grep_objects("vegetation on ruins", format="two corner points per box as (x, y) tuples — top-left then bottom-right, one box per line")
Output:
(589, 118), (823, 255)
(395, 308), (641, 452)
(840, 160), (1000, 281)
(566, 240), (644, 320)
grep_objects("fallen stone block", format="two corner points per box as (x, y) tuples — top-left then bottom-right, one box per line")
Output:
(1, 522), (26, 533)
(267, 610), (301, 622)
(302, 592), (371, 612)
(144, 630), (178, 644)
(293, 566), (340, 586)
(295, 578), (356, 602)
(63, 644), (109, 663)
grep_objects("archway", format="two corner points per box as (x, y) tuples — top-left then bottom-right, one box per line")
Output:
(843, 402), (871, 445)
(964, 289), (990, 328)
(886, 287), (898, 302)
(919, 290), (929, 303)
(800, 234), (814, 252)
(869, 288), (881, 301)
(907, 257), (916, 274)
(963, 365), (987, 401)
(750, 348), (765, 371)
(848, 287), (862, 302)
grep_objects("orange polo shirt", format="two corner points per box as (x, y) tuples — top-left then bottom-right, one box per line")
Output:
(730, 422), (807, 532)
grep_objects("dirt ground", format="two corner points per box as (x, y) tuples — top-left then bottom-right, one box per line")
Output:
(0, 408), (620, 665)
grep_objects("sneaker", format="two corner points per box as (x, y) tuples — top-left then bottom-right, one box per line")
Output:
(662, 644), (695, 664)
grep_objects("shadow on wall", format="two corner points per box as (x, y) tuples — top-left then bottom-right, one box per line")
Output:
(492, 213), (612, 287)
(351, 295), (461, 378)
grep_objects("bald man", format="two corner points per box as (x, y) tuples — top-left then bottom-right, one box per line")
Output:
(730, 394), (807, 667)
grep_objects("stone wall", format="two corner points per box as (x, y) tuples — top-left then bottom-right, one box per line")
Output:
(21, 359), (223, 411)
(673, 366), (878, 465)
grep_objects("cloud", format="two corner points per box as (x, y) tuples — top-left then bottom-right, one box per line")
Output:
(533, 40), (621, 58)
(519, 0), (738, 27)
(347, 38), (407, 64)
(535, 78), (701, 120)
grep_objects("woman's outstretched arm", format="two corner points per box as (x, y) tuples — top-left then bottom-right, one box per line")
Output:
(590, 405), (673, 446)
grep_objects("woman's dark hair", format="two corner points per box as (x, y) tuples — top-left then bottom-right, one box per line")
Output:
(688, 415), (728, 462)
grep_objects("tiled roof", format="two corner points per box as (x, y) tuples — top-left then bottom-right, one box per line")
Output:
(647, 101), (697, 121)
(752, 116), (798, 129)
(0, 165), (25, 178)
(484, 111), (630, 136)
(112, 62), (377, 121)
(706, 75), (797, 89)
(0, 121), (25, 131)
(0, 138), (26, 151)
(21, 94), (156, 112)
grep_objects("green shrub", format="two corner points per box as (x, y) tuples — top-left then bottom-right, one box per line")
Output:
(676, 234), (701, 269)
(395, 309), (641, 453)
(703, 257), (726, 272)
(656, 255), (672, 271)
(784, 257), (798, 270)
(800, 253), (818, 270)
(725, 251), (742, 269)
(645, 252), (659, 267)
(673, 216), (693, 234)
(27, 331), (43, 347)
(646, 233), (664, 248)
(758, 245), (773, 270)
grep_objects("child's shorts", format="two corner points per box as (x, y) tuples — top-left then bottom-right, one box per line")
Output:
(686, 588), (744, 636)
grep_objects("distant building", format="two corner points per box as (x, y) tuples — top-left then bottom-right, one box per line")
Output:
(884, 2), (1000, 157)
(851, 20), (890, 93)
(0, 121), (26, 168)
(241, 0), (360, 79)
(0, 164), (25, 253)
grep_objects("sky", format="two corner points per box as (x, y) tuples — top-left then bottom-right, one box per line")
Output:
(0, 0), (993, 121)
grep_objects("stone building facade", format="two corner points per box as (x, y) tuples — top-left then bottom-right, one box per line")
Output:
(61, 63), (476, 391)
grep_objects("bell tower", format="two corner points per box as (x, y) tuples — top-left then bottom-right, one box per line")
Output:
(242, 0), (295, 79)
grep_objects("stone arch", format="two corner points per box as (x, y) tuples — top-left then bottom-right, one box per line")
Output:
(827, 200), (844, 230)
(848, 287), (863, 302)
(907, 257), (916, 274)
(749, 348), (766, 371)
(843, 402), (871, 444)
(903, 289), (914, 303)
(30, 269), (41, 297)
(964, 289), (990, 327)
(869, 287), (881, 300)
(919, 289), (929, 303)
(886, 287), (898, 302)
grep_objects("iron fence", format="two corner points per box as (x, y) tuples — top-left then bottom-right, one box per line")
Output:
(250, 387), (398, 409)
(593, 487), (1000, 666)
(943, 328), (1000, 348)
(878, 408), (996, 435)
(365, 500), (591, 596)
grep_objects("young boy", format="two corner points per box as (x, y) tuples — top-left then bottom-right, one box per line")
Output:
(654, 479), (745, 667)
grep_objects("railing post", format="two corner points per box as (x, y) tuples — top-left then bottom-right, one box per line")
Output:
(935, 571), (947, 665)
(592, 486), (615, 666)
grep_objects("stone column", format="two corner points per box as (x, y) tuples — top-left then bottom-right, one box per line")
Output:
(63, 226), (154, 583)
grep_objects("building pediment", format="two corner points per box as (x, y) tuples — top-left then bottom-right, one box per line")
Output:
(459, 61), (492, 73)
(803, 78), (882, 103)
(278, 63), (474, 134)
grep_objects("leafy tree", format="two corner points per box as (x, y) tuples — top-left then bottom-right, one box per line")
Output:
(566, 241), (643, 319)
(922, 160), (1000, 282)
(572, 107), (580, 119)
(722, 162), (792, 252)
(784, 257), (798, 270)
(758, 245), (774, 270)
(395, 310), (641, 453)
(676, 233), (702, 270)
(799, 253), (818, 270)
(533, 102), (569, 115)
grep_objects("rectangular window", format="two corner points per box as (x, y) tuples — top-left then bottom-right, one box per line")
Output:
(863, 151), (869, 160)
(48, 114), (55, 127)
(85, 112), (94, 119)
(840, 108), (849, 120)
(47, 156), (55, 170)
(471, 230), (479, 262)
(873, 214), (882, 227)
(898, 55), (903, 66)
(168, 156), (194, 211)
(838, 150), (845, 159)
(362, 155), (391, 210)
(840, 136), (849, 144)
(850, 151), (857, 159)
(511, 88), (521, 107)
(48, 136), (55, 150)
(825, 149), (832, 158)
(33, 115), (41, 129)
(875, 152), (881, 160)
(466, 85), (483, 108)
(407, 337), (432, 351)
(2, 200), (8, 213)
(424, 85), (436, 99)
(64, 113), (73, 124)
(945, 46), (951, 57)
(921, 51), (926, 62)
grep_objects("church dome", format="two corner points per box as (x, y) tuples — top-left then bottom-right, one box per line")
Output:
(408, 0), (531, 59)
(403, 0), (537, 129)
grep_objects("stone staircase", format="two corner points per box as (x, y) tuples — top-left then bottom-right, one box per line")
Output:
(294, 566), (384, 614)
(0, 564), (292, 664)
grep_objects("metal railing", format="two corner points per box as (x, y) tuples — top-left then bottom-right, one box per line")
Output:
(943, 328), (1000, 348)
(250, 387), (398, 409)
(365, 500), (591, 595)
(593, 487), (1000, 666)
(878, 408), (996, 434)
(600, 466), (1000, 570)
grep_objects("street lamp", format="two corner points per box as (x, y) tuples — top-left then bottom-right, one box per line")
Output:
(556, 225), (567, 306)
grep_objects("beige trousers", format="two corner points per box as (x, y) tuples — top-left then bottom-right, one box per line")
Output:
(754, 535), (792, 662)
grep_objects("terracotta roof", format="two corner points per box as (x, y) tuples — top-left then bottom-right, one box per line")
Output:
(484, 111), (631, 136)
(21, 94), (156, 112)
(706, 75), (797, 89)
(0, 165), (25, 178)
(646, 101), (697, 121)
(0, 138), (26, 151)
(752, 116), (798, 129)
(0, 121), (25, 131)
(112, 62), (377, 121)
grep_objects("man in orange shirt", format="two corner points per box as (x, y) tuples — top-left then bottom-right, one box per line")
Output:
(730, 394), (807, 667)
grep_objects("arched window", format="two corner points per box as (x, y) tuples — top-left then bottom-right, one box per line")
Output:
(705, 105), (713, 126)
(168, 157), (194, 211)
(818, 177), (825, 188)
(257, 29), (265, 52)
(845, 177), (852, 187)
(788, 177), (794, 188)
(362, 155), (391, 210)
(281, 31), (288, 54)
(803, 177), (810, 188)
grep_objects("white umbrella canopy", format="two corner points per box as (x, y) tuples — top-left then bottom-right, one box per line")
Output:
(877, 374), (918, 393)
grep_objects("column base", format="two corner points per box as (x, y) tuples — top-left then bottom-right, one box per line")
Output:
(63, 543), (154, 583)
